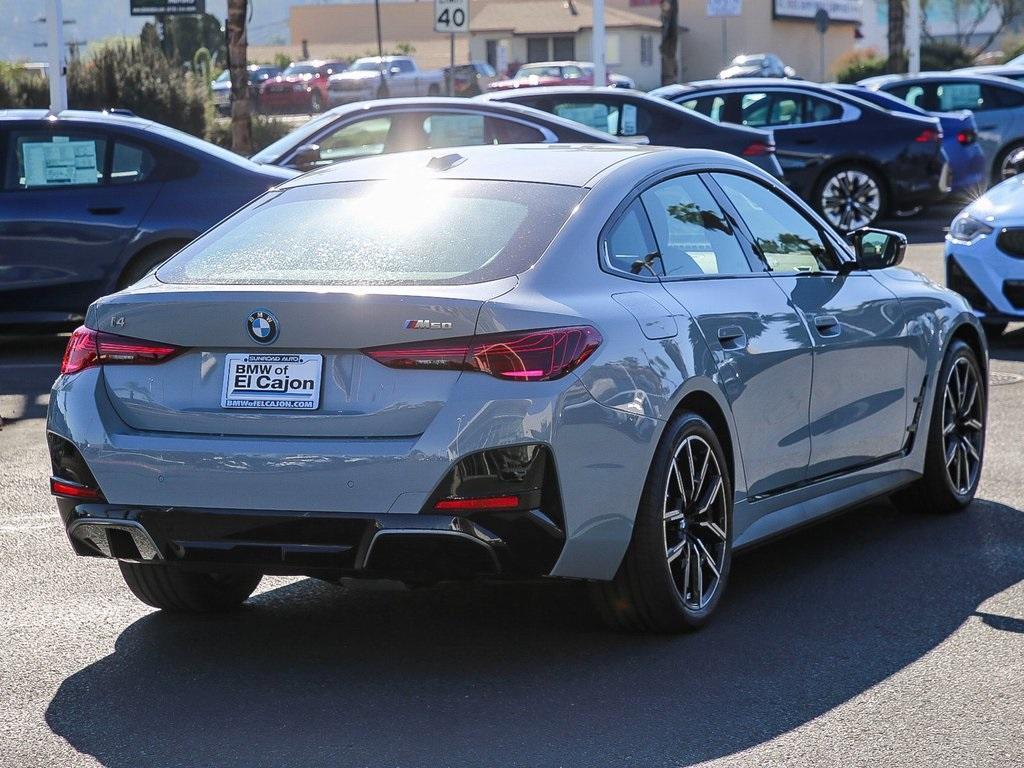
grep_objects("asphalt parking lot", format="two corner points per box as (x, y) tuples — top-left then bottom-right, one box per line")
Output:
(1, 209), (1022, 767)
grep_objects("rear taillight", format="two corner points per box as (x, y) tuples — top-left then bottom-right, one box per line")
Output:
(742, 141), (775, 157)
(914, 128), (942, 143)
(364, 326), (602, 382)
(49, 477), (104, 501)
(60, 326), (183, 375)
(958, 129), (977, 145)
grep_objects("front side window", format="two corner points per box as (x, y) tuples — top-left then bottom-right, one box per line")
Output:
(640, 175), (751, 277)
(679, 95), (727, 122)
(553, 101), (619, 134)
(158, 179), (585, 286)
(711, 173), (833, 273)
(5, 131), (107, 190)
(315, 116), (393, 164)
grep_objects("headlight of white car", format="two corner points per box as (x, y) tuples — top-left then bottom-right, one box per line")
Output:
(950, 213), (993, 243)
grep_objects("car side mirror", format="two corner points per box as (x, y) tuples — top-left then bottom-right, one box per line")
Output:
(850, 227), (907, 270)
(292, 143), (322, 170)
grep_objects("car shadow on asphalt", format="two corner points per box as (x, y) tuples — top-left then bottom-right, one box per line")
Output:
(45, 497), (1024, 767)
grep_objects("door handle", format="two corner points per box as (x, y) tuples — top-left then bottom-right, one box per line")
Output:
(813, 314), (841, 337)
(717, 325), (747, 350)
(87, 206), (124, 216)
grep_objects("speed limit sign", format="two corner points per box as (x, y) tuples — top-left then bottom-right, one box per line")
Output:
(434, 0), (469, 33)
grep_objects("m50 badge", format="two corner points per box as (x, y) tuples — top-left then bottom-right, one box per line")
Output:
(405, 320), (453, 330)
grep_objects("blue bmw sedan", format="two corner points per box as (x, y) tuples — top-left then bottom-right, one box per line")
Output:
(0, 110), (296, 329)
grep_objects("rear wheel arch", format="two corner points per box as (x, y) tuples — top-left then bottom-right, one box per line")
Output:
(667, 388), (739, 496)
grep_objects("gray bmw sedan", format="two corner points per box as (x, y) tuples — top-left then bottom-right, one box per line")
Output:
(48, 144), (987, 631)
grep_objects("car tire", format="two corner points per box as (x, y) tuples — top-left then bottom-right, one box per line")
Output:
(117, 241), (185, 290)
(591, 411), (733, 632)
(894, 339), (985, 514)
(118, 563), (262, 612)
(813, 163), (887, 232)
(994, 140), (1024, 184)
(309, 91), (323, 113)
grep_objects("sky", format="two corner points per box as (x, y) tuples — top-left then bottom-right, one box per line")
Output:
(0, 0), (331, 62)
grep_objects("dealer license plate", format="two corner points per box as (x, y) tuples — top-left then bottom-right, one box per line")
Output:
(221, 353), (322, 410)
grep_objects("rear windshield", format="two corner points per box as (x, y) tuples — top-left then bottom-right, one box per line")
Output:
(157, 179), (584, 286)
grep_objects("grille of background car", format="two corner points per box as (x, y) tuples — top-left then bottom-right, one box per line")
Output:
(996, 227), (1024, 258)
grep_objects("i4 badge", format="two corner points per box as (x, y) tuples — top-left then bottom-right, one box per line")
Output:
(247, 309), (279, 344)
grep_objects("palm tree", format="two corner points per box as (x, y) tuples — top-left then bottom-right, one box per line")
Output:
(660, 0), (679, 86)
(227, 0), (252, 155)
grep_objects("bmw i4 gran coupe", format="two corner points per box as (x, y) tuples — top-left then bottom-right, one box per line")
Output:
(47, 144), (988, 631)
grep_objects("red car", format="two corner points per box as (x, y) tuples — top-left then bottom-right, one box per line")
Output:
(258, 60), (348, 114)
(487, 61), (635, 91)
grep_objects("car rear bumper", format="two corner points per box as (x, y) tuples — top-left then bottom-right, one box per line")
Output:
(47, 367), (660, 581)
(59, 501), (530, 579)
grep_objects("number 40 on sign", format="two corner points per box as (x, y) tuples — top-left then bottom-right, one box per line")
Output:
(434, 0), (469, 33)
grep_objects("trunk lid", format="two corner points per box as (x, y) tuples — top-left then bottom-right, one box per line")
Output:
(88, 279), (514, 437)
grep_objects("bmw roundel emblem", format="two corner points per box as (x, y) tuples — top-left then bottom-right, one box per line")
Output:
(247, 309), (279, 344)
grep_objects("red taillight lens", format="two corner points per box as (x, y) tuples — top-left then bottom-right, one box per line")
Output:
(958, 129), (977, 145)
(49, 477), (104, 501)
(365, 326), (602, 382)
(914, 128), (941, 143)
(60, 326), (183, 375)
(742, 141), (775, 157)
(434, 495), (521, 511)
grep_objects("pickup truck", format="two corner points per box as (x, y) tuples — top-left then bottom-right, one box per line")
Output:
(328, 56), (445, 105)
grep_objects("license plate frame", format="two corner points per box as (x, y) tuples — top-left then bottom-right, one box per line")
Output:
(221, 353), (323, 410)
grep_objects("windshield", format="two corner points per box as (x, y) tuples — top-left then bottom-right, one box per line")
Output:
(350, 59), (385, 72)
(158, 179), (585, 286)
(283, 64), (316, 76)
(214, 70), (230, 83)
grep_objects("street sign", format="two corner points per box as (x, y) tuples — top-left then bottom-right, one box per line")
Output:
(129, 0), (205, 16)
(434, 0), (469, 33)
(814, 8), (830, 34)
(706, 0), (741, 17)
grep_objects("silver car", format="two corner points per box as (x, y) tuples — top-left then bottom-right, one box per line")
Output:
(48, 144), (987, 631)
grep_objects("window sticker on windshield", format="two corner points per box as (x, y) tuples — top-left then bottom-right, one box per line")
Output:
(23, 140), (99, 187)
(621, 104), (638, 136)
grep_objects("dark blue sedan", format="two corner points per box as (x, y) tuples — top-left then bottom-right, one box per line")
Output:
(0, 110), (296, 329)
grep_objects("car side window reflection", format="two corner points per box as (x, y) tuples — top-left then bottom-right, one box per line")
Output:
(640, 175), (751, 277)
(711, 173), (835, 273)
(603, 199), (660, 277)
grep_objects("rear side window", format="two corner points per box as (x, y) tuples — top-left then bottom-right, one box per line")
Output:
(603, 199), (658, 276)
(937, 82), (983, 111)
(158, 179), (585, 286)
(110, 142), (155, 184)
(679, 95), (726, 121)
(5, 131), (107, 190)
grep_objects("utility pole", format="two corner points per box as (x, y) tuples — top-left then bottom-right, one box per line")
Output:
(592, 0), (606, 86)
(375, 0), (389, 98)
(907, 0), (921, 74)
(46, 0), (68, 113)
(226, 0), (252, 155)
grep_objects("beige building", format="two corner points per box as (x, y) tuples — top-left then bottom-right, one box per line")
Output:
(611, 0), (859, 82)
(470, 1), (661, 89)
(264, 0), (857, 87)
